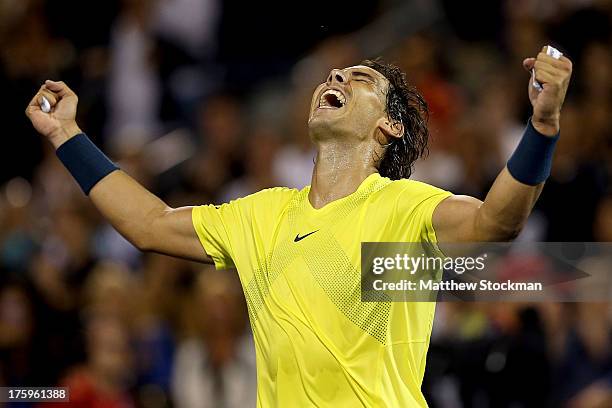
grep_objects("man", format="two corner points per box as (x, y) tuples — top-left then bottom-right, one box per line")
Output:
(26, 47), (572, 406)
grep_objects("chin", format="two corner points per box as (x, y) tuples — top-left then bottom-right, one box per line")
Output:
(308, 117), (342, 141)
(308, 110), (351, 141)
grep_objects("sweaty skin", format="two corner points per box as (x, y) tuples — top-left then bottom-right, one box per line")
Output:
(25, 46), (572, 260)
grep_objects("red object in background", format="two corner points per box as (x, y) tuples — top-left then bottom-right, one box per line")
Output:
(415, 74), (464, 150)
(42, 368), (134, 408)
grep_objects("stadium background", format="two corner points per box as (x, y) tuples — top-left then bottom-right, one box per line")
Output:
(0, 0), (611, 406)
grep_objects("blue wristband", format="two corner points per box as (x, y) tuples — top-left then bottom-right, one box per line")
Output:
(506, 119), (560, 185)
(56, 133), (119, 195)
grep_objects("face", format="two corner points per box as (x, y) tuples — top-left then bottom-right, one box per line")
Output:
(308, 65), (390, 142)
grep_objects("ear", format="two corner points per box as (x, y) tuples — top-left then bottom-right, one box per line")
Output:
(377, 117), (404, 140)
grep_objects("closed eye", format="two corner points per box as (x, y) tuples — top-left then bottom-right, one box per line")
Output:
(352, 71), (376, 84)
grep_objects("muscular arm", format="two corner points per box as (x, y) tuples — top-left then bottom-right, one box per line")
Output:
(26, 80), (212, 263)
(433, 167), (543, 242)
(433, 47), (572, 243)
(89, 171), (212, 263)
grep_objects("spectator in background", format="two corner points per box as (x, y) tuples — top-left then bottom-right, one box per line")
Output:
(394, 34), (467, 191)
(107, 0), (161, 141)
(272, 86), (317, 189)
(49, 314), (134, 408)
(183, 93), (244, 200)
(0, 281), (34, 386)
(172, 267), (255, 408)
(594, 194), (612, 242)
(153, 0), (220, 117)
(218, 125), (279, 202)
(556, 302), (612, 408)
(82, 262), (136, 323)
(132, 254), (185, 407)
(0, 0), (74, 182)
(83, 257), (180, 407)
(557, 196), (612, 408)
(536, 102), (607, 241)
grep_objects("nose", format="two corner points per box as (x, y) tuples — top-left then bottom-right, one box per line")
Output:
(327, 69), (347, 85)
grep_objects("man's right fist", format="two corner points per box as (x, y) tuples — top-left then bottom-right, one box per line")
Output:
(25, 80), (82, 149)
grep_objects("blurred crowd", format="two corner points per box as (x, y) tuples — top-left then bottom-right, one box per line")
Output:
(0, 0), (611, 407)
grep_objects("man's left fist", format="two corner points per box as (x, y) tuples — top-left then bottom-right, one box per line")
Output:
(523, 45), (573, 136)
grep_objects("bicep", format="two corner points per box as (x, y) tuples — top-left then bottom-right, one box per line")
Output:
(432, 195), (483, 243)
(150, 206), (214, 263)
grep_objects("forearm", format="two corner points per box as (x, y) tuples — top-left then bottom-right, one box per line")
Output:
(55, 133), (207, 261)
(435, 120), (558, 243)
(52, 131), (164, 248)
(51, 126), (171, 249)
(89, 170), (170, 250)
(475, 118), (559, 240)
(475, 167), (543, 241)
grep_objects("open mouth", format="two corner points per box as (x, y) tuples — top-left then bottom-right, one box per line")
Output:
(319, 89), (347, 109)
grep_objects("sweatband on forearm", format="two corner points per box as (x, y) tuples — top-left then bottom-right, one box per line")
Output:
(56, 133), (119, 195)
(506, 119), (560, 185)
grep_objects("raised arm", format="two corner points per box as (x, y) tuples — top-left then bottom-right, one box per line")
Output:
(25, 80), (212, 263)
(433, 47), (573, 243)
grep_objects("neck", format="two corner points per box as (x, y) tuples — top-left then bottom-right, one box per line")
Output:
(309, 139), (378, 209)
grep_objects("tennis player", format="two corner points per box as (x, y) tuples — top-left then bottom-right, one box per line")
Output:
(26, 47), (572, 406)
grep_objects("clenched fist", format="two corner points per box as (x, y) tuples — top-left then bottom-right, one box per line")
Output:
(523, 46), (573, 136)
(25, 80), (82, 149)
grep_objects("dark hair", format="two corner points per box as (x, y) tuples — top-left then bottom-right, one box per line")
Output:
(362, 59), (429, 180)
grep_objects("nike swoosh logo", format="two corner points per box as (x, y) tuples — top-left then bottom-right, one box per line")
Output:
(294, 230), (319, 242)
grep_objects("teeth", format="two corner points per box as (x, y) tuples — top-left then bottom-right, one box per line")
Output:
(319, 89), (346, 107)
